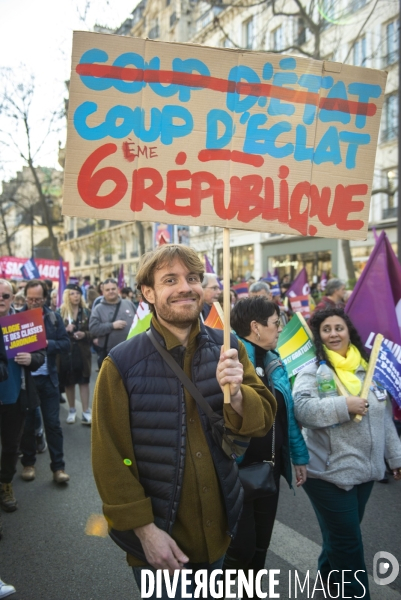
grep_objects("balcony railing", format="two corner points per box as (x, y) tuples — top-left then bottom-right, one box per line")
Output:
(77, 224), (95, 237)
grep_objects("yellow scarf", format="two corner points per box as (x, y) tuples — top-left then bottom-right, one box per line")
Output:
(323, 344), (368, 396)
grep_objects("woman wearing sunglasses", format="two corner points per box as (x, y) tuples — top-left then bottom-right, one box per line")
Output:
(223, 296), (309, 597)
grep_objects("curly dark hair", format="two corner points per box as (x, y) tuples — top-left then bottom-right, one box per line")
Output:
(230, 297), (279, 338)
(309, 307), (369, 369)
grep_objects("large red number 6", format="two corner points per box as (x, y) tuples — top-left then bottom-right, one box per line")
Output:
(77, 143), (128, 209)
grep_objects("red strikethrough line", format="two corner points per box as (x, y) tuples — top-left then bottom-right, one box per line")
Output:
(76, 64), (377, 116)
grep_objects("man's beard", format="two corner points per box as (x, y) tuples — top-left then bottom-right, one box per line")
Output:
(153, 292), (203, 329)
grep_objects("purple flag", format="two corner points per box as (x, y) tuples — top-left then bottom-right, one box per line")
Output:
(204, 255), (215, 274)
(320, 271), (327, 291)
(346, 231), (401, 349)
(204, 255), (223, 289)
(118, 264), (125, 290)
(57, 257), (66, 308)
(286, 268), (310, 298)
(273, 267), (279, 280)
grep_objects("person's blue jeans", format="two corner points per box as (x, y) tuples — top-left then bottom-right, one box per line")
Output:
(133, 556), (225, 600)
(303, 478), (374, 600)
(20, 375), (65, 472)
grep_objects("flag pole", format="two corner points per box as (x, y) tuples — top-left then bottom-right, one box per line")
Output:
(353, 333), (384, 422)
(223, 227), (231, 404)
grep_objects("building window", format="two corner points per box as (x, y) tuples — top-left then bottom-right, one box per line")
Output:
(384, 20), (399, 66)
(321, 0), (336, 29)
(272, 25), (284, 51)
(221, 36), (234, 48)
(148, 21), (159, 39)
(382, 94), (398, 142)
(243, 18), (254, 50)
(217, 245), (254, 281)
(119, 237), (127, 260)
(381, 168), (398, 219)
(196, 6), (222, 32)
(348, 0), (366, 12)
(170, 12), (177, 27)
(296, 18), (306, 46)
(353, 36), (366, 66)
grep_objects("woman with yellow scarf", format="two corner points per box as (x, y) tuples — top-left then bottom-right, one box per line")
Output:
(292, 308), (401, 600)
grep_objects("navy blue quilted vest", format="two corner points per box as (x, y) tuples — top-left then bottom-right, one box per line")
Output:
(109, 321), (243, 561)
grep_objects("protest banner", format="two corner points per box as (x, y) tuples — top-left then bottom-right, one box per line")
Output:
(0, 257), (69, 283)
(277, 313), (316, 378)
(63, 32), (386, 241)
(0, 309), (47, 359)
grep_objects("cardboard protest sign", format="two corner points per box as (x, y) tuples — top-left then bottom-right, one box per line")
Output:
(277, 313), (316, 377)
(63, 32), (386, 240)
(0, 309), (47, 359)
(0, 257), (69, 283)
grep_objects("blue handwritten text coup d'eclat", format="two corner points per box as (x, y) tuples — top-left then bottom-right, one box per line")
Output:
(73, 50), (382, 170)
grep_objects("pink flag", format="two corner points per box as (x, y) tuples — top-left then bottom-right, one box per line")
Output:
(286, 268), (310, 298)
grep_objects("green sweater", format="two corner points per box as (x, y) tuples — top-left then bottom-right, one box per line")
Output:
(92, 317), (276, 566)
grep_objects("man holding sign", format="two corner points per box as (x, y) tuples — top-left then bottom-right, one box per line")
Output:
(92, 245), (276, 596)
(0, 279), (45, 515)
(19, 280), (71, 485)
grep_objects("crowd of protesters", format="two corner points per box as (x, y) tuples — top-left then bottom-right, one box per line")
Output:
(0, 259), (401, 600)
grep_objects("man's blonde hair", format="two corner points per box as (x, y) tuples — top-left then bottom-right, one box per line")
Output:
(136, 245), (204, 313)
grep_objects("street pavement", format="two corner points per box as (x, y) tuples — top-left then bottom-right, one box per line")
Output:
(1, 356), (400, 599)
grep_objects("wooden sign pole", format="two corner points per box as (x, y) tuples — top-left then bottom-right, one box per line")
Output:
(223, 228), (231, 404)
(353, 333), (383, 422)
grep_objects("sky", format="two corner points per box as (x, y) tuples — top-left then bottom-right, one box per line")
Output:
(0, 0), (137, 181)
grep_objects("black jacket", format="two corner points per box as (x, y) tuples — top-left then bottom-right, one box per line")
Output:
(109, 321), (243, 561)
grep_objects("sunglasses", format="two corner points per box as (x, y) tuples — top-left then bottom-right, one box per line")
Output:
(0, 293), (11, 300)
